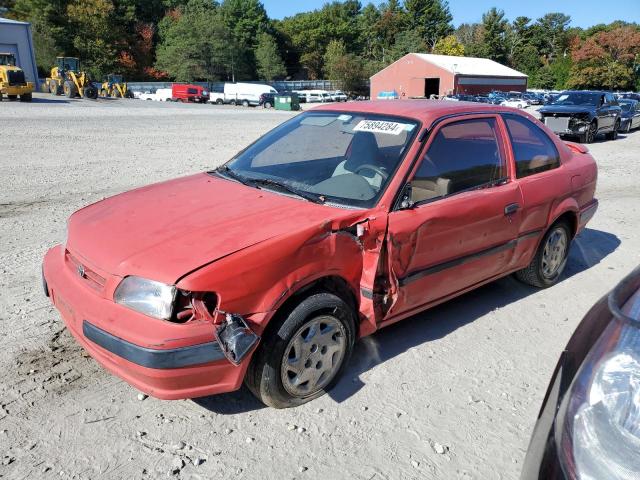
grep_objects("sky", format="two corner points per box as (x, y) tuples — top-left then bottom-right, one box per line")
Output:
(262, 0), (640, 28)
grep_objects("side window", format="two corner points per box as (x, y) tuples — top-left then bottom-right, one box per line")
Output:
(504, 115), (560, 178)
(605, 93), (616, 105)
(411, 118), (505, 203)
(187, 88), (197, 94)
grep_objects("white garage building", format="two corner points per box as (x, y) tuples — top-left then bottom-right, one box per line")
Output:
(0, 17), (38, 88)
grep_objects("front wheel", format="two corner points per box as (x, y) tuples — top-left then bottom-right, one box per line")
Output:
(605, 121), (620, 140)
(515, 222), (571, 288)
(20, 93), (32, 102)
(581, 121), (597, 144)
(245, 292), (355, 408)
(241, 99), (250, 107)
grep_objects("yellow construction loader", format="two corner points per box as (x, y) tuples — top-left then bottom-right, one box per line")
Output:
(0, 52), (34, 102)
(44, 56), (98, 99)
(100, 74), (133, 98)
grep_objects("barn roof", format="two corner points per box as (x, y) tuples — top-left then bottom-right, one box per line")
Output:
(372, 53), (527, 79)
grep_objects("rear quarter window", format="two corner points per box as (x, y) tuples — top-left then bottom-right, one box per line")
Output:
(503, 115), (560, 178)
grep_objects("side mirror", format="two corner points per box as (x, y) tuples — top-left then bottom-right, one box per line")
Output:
(398, 183), (414, 210)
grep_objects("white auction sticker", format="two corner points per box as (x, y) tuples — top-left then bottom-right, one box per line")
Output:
(353, 120), (407, 135)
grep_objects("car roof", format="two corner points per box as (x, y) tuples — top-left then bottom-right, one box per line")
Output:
(312, 99), (520, 125)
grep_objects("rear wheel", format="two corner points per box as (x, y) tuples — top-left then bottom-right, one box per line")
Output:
(215, 98), (223, 105)
(8, 94), (17, 101)
(19, 93), (32, 102)
(264, 101), (272, 109)
(515, 222), (571, 288)
(83, 86), (98, 99)
(124, 89), (134, 99)
(242, 99), (250, 107)
(246, 292), (355, 408)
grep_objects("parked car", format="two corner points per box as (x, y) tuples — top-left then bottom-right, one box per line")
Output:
(538, 91), (622, 143)
(171, 84), (209, 103)
(521, 265), (640, 480)
(155, 88), (172, 102)
(259, 92), (277, 108)
(618, 92), (640, 101)
(329, 90), (348, 102)
(523, 92), (544, 105)
(137, 91), (156, 101)
(501, 98), (530, 109)
(617, 98), (640, 133)
(42, 101), (598, 408)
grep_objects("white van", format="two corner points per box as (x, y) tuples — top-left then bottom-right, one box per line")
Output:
(220, 82), (277, 106)
(296, 90), (332, 103)
(155, 88), (172, 101)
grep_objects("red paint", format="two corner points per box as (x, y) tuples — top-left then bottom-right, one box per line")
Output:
(171, 84), (208, 103)
(43, 100), (597, 400)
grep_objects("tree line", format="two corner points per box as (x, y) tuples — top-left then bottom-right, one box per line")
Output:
(2, 0), (639, 91)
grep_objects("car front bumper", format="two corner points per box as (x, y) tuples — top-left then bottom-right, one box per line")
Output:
(42, 245), (249, 399)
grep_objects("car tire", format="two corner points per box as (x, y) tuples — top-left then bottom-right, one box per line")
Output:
(515, 221), (571, 288)
(19, 93), (32, 102)
(8, 94), (17, 100)
(581, 121), (597, 143)
(245, 292), (356, 408)
(229, 99), (236, 106)
(242, 100), (250, 107)
(625, 122), (631, 133)
(605, 121), (620, 140)
(264, 101), (272, 109)
(216, 98), (223, 105)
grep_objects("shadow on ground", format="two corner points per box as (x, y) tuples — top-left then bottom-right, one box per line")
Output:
(194, 227), (619, 413)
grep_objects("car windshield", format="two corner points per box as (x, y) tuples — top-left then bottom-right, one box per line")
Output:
(619, 102), (633, 112)
(551, 92), (600, 106)
(217, 111), (419, 208)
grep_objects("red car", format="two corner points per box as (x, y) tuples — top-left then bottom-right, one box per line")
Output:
(171, 83), (209, 103)
(42, 101), (598, 408)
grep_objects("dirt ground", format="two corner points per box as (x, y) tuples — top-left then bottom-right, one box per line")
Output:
(0, 94), (637, 480)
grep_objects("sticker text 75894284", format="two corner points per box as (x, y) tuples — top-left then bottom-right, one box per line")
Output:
(353, 120), (411, 135)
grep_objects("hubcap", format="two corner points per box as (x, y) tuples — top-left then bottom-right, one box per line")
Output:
(281, 315), (347, 396)
(541, 227), (568, 278)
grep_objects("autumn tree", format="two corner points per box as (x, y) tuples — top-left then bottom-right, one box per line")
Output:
(433, 35), (464, 55)
(568, 26), (640, 90)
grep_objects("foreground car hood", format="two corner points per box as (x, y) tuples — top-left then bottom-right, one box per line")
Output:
(67, 173), (355, 283)
(539, 105), (594, 115)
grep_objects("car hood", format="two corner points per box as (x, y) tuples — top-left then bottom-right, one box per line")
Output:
(539, 105), (594, 115)
(67, 173), (359, 284)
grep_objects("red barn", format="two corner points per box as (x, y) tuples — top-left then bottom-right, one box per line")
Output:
(370, 53), (528, 99)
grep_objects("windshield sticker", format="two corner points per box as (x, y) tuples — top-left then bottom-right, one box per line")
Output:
(338, 114), (352, 122)
(354, 120), (408, 135)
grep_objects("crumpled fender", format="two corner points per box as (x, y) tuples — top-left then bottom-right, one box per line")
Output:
(176, 211), (388, 337)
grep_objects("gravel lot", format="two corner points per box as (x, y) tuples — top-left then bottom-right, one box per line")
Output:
(0, 93), (638, 479)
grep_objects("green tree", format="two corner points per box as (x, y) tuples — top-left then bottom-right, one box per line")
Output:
(155, 0), (241, 81)
(404, 0), (453, 49)
(255, 32), (286, 80)
(535, 65), (555, 89)
(532, 13), (571, 60)
(433, 34), (464, 55)
(323, 39), (366, 93)
(477, 7), (508, 63)
(388, 30), (426, 60)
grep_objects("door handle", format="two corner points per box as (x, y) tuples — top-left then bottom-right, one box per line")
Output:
(504, 203), (520, 215)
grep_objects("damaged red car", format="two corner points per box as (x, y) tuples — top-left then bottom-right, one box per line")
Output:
(42, 101), (598, 408)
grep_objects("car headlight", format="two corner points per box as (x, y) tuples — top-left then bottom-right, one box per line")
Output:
(114, 276), (177, 320)
(556, 284), (640, 479)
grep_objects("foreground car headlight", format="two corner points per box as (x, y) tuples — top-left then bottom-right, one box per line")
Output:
(114, 276), (177, 320)
(556, 289), (640, 479)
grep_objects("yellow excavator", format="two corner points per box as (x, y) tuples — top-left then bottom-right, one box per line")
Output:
(100, 74), (133, 98)
(0, 52), (34, 102)
(44, 56), (98, 99)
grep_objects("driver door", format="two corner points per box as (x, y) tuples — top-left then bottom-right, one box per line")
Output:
(384, 115), (522, 319)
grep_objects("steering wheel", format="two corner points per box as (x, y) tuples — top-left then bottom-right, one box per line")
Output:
(354, 164), (389, 181)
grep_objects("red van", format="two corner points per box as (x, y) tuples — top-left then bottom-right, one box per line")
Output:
(171, 84), (209, 103)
